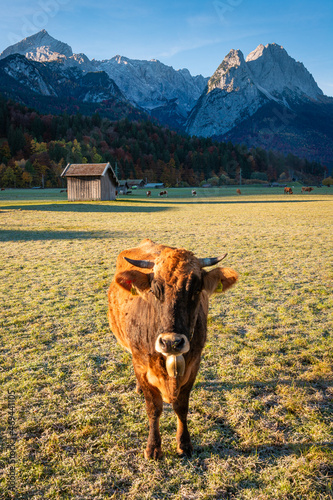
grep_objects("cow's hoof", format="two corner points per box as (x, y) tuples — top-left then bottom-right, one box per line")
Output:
(144, 447), (163, 460)
(177, 443), (193, 458)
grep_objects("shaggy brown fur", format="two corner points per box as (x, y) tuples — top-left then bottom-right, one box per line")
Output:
(108, 239), (238, 459)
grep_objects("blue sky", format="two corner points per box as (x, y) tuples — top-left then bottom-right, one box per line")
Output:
(1, 0), (332, 96)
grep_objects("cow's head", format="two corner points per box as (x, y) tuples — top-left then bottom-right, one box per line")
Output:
(116, 247), (238, 357)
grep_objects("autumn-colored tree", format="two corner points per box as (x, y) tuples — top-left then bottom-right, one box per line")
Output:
(22, 171), (32, 187)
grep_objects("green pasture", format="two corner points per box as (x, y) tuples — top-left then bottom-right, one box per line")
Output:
(0, 188), (332, 499)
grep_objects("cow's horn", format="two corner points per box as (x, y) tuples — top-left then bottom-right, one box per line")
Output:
(198, 253), (227, 267)
(124, 257), (155, 269)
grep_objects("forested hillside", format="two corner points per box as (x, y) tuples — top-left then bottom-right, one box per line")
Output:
(0, 95), (326, 188)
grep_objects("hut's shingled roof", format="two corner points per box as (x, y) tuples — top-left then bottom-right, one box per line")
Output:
(62, 164), (109, 177)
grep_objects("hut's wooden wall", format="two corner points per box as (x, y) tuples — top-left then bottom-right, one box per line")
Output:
(100, 172), (117, 201)
(67, 173), (117, 201)
(67, 176), (101, 201)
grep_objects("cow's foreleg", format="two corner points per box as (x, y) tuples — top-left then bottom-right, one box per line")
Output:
(138, 375), (163, 459)
(173, 384), (193, 457)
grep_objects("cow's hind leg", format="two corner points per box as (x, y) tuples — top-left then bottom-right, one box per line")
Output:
(135, 378), (143, 394)
(173, 384), (193, 457)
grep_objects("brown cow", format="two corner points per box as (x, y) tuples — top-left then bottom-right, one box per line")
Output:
(159, 190), (168, 197)
(301, 187), (314, 193)
(191, 190), (197, 196)
(108, 239), (238, 459)
(284, 187), (293, 194)
(147, 190), (151, 197)
(236, 189), (241, 195)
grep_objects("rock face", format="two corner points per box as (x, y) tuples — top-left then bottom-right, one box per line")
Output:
(245, 44), (322, 99)
(100, 56), (207, 118)
(186, 43), (324, 138)
(0, 54), (58, 96)
(0, 30), (207, 126)
(186, 49), (265, 137)
(0, 54), (124, 102)
(0, 30), (73, 62)
(0, 53), (145, 123)
(0, 33), (332, 166)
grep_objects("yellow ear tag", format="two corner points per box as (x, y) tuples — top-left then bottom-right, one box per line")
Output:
(130, 284), (138, 296)
(216, 281), (224, 293)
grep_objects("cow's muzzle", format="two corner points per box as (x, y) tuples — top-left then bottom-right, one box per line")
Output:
(155, 333), (190, 356)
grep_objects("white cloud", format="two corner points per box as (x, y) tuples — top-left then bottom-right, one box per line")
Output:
(159, 37), (222, 58)
(159, 28), (270, 59)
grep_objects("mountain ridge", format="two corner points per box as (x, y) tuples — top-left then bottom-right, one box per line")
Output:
(0, 31), (332, 168)
(0, 30), (207, 126)
(186, 43), (324, 138)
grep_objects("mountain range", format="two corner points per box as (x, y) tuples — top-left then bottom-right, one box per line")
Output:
(0, 30), (332, 168)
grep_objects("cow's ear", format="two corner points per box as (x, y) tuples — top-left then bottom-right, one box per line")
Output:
(116, 270), (152, 295)
(203, 267), (238, 297)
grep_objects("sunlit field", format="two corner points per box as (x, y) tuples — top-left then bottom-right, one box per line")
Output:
(1, 187), (332, 499)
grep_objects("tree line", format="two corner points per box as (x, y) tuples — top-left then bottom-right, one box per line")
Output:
(0, 94), (327, 188)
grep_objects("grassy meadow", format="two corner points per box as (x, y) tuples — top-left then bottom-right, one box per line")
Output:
(0, 186), (332, 499)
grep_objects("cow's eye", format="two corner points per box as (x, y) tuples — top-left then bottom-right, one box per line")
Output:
(151, 281), (164, 301)
(191, 290), (201, 301)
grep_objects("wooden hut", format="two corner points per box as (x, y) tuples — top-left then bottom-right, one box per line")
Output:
(118, 180), (130, 194)
(127, 179), (145, 189)
(145, 183), (164, 189)
(61, 163), (118, 201)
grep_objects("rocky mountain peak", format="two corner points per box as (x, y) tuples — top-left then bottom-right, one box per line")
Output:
(0, 30), (73, 61)
(186, 42), (326, 140)
(208, 49), (251, 93)
(246, 43), (285, 62)
(246, 43), (323, 99)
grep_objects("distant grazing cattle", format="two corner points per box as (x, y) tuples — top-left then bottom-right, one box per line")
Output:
(284, 187), (293, 194)
(191, 190), (197, 197)
(301, 187), (314, 193)
(108, 239), (238, 458)
(1, 188), (5, 191)
(146, 190), (151, 197)
(236, 189), (241, 195)
(60, 189), (67, 193)
(159, 190), (168, 197)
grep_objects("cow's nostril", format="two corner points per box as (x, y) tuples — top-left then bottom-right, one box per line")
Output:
(175, 338), (185, 348)
(157, 335), (188, 354)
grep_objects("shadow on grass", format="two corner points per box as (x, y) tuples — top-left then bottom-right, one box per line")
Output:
(122, 198), (329, 205)
(1, 203), (173, 213)
(0, 229), (126, 241)
(191, 376), (333, 460)
(197, 377), (333, 391)
(195, 438), (333, 462)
